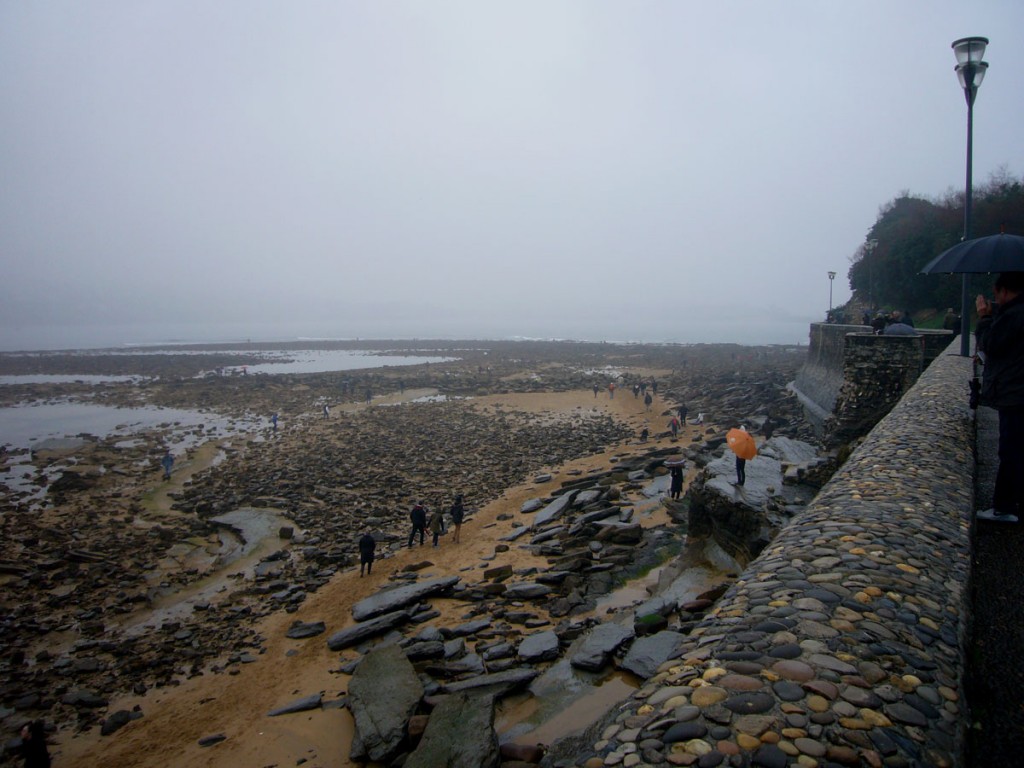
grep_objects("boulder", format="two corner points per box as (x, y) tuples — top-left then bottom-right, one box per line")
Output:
(348, 644), (424, 763)
(570, 622), (635, 672)
(517, 631), (560, 663)
(620, 630), (685, 679)
(404, 691), (500, 768)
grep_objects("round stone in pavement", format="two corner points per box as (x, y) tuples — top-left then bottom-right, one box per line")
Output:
(724, 691), (776, 714)
(773, 680), (805, 701)
(752, 743), (789, 768)
(662, 721), (708, 743)
(698, 750), (725, 767)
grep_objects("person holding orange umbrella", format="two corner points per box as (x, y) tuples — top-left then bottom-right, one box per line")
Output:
(726, 426), (757, 486)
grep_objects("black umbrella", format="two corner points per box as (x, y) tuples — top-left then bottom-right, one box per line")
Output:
(920, 233), (1024, 274)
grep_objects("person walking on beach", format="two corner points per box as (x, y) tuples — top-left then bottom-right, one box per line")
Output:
(428, 507), (445, 547)
(668, 415), (680, 438)
(608, 382), (615, 399)
(669, 465), (684, 500)
(644, 392), (653, 412)
(407, 502), (427, 547)
(358, 532), (376, 576)
(365, 387), (373, 404)
(18, 720), (51, 768)
(271, 413), (278, 431)
(323, 404), (330, 419)
(593, 384), (599, 398)
(160, 451), (174, 480)
(975, 272), (1024, 523)
(449, 494), (465, 544)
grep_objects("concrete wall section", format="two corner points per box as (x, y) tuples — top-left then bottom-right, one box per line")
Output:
(791, 323), (870, 430)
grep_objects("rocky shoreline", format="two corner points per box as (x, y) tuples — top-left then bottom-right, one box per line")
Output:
(0, 340), (816, 765)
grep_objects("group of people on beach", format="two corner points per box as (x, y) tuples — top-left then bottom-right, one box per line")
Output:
(357, 494), (467, 577)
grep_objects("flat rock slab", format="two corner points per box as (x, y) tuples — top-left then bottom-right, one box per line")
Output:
(532, 491), (578, 528)
(571, 623), (635, 672)
(503, 582), (551, 600)
(327, 609), (411, 651)
(443, 668), (540, 698)
(268, 693), (322, 717)
(348, 644), (424, 763)
(620, 630), (685, 680)
(352, 576), (460, 622)
(286, 620), (326, 639)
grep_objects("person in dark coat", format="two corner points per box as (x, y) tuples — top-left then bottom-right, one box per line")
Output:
(358, 532), (376, 576)
(449, 494), (465, 544)
(19, 720), (51, 768)
(669, 466), (684, 499)
(975, 272), (1024, 523)
(407, 503), (427, 547)
(735, 456), (746, 486)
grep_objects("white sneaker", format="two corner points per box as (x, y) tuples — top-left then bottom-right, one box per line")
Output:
(977, 508), (1019, 523)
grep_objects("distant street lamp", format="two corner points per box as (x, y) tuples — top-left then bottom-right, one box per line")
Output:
(952, 36), (989, 356)
(828, 271), (836, 320)
(865, 239), (878, 310)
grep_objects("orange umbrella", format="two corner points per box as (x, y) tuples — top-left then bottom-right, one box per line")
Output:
(726, 428), (757, 460)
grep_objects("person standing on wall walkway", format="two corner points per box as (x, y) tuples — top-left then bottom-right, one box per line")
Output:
(975, 271), (1024, 524)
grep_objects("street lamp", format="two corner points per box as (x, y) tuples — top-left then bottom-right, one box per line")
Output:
(828, 271), (836, 320)
(864, 239), (878, 310)
(952, 36), (988, 356)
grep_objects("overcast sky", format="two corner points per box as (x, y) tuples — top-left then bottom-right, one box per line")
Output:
(2, 2), (1022, 350)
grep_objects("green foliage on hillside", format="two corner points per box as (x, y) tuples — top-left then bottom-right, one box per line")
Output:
(847, 170), (1024, 313)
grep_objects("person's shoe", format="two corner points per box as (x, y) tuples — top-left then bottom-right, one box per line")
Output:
(977, 508), (1019, 523)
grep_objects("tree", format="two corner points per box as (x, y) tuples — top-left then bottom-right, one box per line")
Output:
(846, 171), (1024, 313)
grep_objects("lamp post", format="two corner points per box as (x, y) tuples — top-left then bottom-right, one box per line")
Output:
(828, 271), (836, 321)
(952, 36), (988, 357)
(865, 239), (878, 311)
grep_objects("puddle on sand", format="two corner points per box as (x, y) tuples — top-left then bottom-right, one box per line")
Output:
(117, 507), (295, 637)
(593, 564), (667, 613)
(496, 660), (639, 747)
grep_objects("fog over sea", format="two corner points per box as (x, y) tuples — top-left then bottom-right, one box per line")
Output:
(0, 316), (815, 353)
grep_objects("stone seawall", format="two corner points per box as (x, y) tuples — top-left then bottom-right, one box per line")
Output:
(792, 323), (955, 446)
(551, 338), (976, 767)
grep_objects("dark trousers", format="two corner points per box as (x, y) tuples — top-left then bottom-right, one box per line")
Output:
(735, 457), (746, 486)
(993, 406), (1024, 514)
(408, 524), (425, 547)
